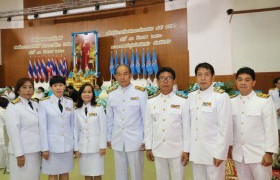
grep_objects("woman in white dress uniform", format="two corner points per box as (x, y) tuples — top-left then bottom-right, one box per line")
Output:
(5, 78), (41, 180)
(74, 83), (107, 180)
(38, 76), (74, 180)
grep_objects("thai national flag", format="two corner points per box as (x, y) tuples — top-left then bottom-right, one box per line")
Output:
(63, 57), (68, 77)
(28, 60), (34, 79)
(46, 58), (52, 78)
(37, 59), (43, 81)
(33, 60), (39, 80)
(51, 58), (57, 76)
(59, 59), (65, 77)
(41, 59), (47, 81)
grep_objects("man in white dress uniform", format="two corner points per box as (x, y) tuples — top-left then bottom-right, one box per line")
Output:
(106, 65), (147, 180)
(188, 62), (232, 180)
(268, 77), (280, 144)
(145, 67), (190, 180)
(229, 67), (278, 180)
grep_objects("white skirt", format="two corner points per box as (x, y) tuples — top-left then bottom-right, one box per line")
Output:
(42, 151), (74, 175)
(9, 152), (41, 180)
(80, 153), (104, 176)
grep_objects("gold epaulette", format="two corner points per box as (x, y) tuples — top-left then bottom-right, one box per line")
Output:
(135, 86), (145, 92)
(96, 103), (101, 107)
(64, 96), (72, 100)
(214, 87), (225, 94)
(176, 92), (188, 99)
(269, 88), (276, 90)
(11, 98), (21, 104)
(41, 96), (50, 101)
(256, 93), (270, 98)
(31, 98), (39, 103)
(148, 91), (160, 99)
(107, 85), (118, 94)
(188, 88), (198, 93)
(229, 93), (238, 99)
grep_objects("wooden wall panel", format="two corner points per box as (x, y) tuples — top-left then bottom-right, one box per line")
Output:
(1, 1), (189, 89)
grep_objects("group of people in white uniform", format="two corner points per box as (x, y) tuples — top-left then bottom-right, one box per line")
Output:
(3, 62), (280, 180)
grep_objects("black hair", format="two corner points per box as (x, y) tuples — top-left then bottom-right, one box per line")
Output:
(38, 87), (45, 92)
(50, 76), (66, 86)
(236, 67), (255, 80)
(0, 97), (9, 109)
(156, 67), (176, 79)
(6, 86), (12, 90)
(273, 77), (280, 85)
(195, 62), (215, 76)
(95, 82), (102, 88)
(67, 85), (75, 90)
(115, 64), (131, 74)
(76, 83), (97, 108)
(14, 78), (34, 97)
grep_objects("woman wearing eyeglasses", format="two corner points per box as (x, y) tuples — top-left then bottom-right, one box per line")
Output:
(74, 83), (107, 180)
(5, 78), (41, 180)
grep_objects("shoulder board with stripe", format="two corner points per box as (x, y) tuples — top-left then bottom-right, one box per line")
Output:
(213, 87), (225, 94)
(135, 86), (145, 92)
(96, 103), (101, 107)
(269, 88), (276, 90)
(41, 96), (50, 101)
(11, 98), (21, 104)
(148, 91), (160, 99)
(107, 85), (118, 94)
(256, 93), (270, 99)
(188, 88), (198, 93)
(31, 98), (39, 103)
(229, 93), (238, 99)
(64, 96), (72, 100)
(176, 92), (188, 99)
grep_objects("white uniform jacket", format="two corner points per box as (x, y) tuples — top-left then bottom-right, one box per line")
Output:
(6, 97), (40, 157)
(144, 92), (190, 158)
(106, 84), (147, 152)
(74, 104), (107, 153)
(268, 88), (280, 129)
(38, 95), (74, 153)
(231, 91), (278, 164)
(188, 84), (232, 165)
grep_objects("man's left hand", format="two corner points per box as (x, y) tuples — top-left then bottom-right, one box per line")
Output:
(181, 152), (189, 166)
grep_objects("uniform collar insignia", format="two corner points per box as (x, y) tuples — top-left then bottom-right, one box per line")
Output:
(130, 97), (139, 100)
(171, 104), (180, 109)
(89, 112), (97, 116)
(202, 102), (212, 106)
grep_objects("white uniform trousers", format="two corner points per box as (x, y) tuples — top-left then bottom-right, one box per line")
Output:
(192, 161), (226, 180)
(114, 150), (144, 180)
(154, 156), (185, 180)
(9, 152), (41, 180)
(234, 161), (272, 180)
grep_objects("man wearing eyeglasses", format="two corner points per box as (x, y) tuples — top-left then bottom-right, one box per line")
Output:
(188, 62), (232, 180)
(106, 65), (147, 180)
(145, 67), (190, 180)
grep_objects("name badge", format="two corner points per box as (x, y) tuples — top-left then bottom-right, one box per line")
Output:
(202, 102), (212, 107)
(89, 113), (97, 117)
(130, 97), (139, 100)
(171, 104), (180, 109)
(66, 107), (72, 111)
